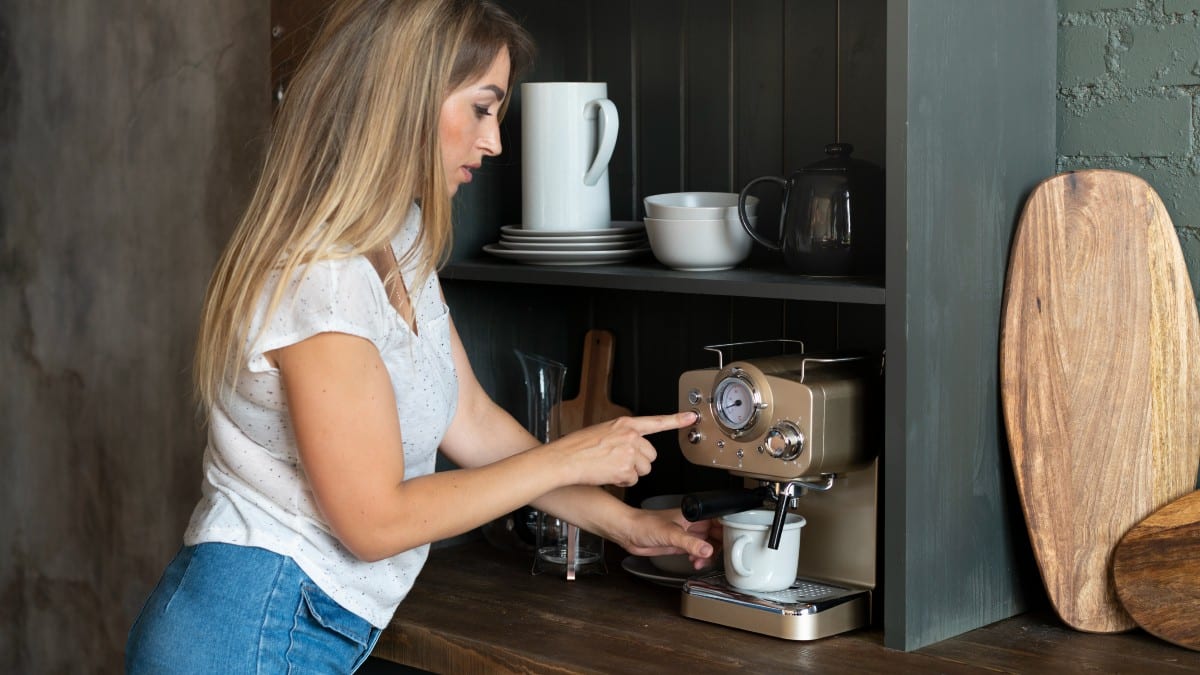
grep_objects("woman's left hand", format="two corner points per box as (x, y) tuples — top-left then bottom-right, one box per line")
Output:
(618, 507), (722, 571)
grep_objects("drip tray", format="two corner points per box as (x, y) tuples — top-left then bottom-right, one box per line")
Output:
(681, 571), (871, 640)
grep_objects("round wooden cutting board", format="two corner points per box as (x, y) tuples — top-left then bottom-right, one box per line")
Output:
(1000, 170), (1200, 633)
(1113, 490), (1200, 650)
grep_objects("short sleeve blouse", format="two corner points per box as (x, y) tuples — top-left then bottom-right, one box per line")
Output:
(184, 206), (458, 628)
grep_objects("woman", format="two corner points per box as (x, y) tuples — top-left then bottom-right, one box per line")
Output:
(126, 1), (717, 672)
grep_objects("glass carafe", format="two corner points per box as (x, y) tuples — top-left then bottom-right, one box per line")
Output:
(515, 349), (606, 579)
(517, 350), (565, 444)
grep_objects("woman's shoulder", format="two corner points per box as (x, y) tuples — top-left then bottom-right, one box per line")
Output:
(289, 253), (390, 315)
(244, 252), (393, 373)
(255, 253), (390, 338)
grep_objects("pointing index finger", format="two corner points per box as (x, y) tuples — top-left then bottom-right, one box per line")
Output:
(629, 411), (698, 436)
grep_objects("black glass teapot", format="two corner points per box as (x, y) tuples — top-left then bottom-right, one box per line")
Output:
(737, 143), (884, 277)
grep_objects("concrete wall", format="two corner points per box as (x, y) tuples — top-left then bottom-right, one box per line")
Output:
(0, 2), (268, 672)
(1058, 0), (1200, 292)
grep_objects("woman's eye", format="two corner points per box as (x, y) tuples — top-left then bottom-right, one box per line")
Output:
(473, 104), (494, 118)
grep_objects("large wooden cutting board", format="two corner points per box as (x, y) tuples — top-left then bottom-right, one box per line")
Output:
(1000, 169), (1200, 633)
(1112, 489), (1200, 650)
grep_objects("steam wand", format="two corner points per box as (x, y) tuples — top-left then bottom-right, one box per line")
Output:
(681, 474), (837, 550)
(766, 476), (835, 549)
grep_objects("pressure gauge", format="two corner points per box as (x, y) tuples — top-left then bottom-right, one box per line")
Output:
(712, 371), (761, 436)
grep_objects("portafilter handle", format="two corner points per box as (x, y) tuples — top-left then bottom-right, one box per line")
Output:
(681, 487), (772, 522)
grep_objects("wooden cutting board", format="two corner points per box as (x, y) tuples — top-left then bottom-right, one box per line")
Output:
(1000, 169), (1200, 633)
(559, 329), (632, 500)
(1112, 489), (1200, 650)
(558, 329), (632, 434)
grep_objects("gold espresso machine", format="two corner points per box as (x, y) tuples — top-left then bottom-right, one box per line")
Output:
(677, 342), (881, 640)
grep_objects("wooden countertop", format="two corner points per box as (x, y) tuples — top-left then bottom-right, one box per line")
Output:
(371, 537), (1200, 673)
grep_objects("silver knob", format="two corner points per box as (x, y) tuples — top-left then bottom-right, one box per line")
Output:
(764, 421), (805, 461)
(687, 429), (704, 444)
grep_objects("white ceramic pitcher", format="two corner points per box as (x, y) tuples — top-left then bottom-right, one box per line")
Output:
(520, 82), (618, 230)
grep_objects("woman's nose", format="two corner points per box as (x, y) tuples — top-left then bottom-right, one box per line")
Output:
(480, 120), (502, 156)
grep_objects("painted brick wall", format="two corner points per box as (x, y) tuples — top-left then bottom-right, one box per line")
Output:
(1058, 0), (1200, 293)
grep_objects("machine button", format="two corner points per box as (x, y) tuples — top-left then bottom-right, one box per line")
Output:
(687, 429), (704, 444)
(764, 421), (805, 461)
(687, 388), (703, 405)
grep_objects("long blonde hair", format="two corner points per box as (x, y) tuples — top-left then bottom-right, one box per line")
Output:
(194, 0), (533, 411)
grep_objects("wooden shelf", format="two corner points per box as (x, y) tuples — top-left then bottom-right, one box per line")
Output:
(442, 256), (886, 304)
(371, 538), (1196, 674)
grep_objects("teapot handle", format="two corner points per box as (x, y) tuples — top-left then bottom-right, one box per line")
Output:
(738, 176), (787, 251)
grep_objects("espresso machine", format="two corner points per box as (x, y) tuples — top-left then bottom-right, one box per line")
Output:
(677, 341), (881, 640)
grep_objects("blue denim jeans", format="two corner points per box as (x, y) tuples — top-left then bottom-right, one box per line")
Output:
(127, 542), (382, 674)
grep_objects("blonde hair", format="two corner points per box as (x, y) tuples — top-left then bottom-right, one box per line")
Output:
(194, 0), (534, 411)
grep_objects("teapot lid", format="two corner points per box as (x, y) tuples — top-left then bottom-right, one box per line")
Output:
(802, 142), (882, 174)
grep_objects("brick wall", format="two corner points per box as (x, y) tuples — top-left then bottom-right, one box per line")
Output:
(1058, 0), (1200, 290)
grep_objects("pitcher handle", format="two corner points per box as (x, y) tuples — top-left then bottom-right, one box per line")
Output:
(739, 176), (787, 251)
(583, 98), (618, 186)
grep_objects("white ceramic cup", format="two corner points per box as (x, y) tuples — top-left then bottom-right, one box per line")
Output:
(521, 82), (618, 230)
(719, 509), (806, 592)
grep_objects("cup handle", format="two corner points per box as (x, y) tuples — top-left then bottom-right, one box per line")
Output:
(730, 534), (754, 577)
(738, 176), (787, 251)
(583, 98), (619, 186)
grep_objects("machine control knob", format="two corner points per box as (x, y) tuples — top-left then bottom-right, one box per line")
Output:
(764, 421), (805, 461)
(687, 388), (703, 405)
(687, 429), (704, 444)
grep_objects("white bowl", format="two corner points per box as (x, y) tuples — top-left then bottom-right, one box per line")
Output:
(644, 216), (754, 272)
(644, 192), (759, 221)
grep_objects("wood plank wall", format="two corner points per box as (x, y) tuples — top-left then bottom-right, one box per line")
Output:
(448, 0), (887, 504)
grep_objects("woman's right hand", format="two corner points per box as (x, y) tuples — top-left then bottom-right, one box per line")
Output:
(541, 411), (697, 488)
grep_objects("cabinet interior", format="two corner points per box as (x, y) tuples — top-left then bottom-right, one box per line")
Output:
(447, 0), (888, 504)
(268, 0), (1055, 652)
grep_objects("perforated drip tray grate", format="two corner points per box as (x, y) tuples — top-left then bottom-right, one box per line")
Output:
(755, 579), (848, 604)
(683, 571), (867, 616)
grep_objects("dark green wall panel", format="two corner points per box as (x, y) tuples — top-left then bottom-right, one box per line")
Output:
(684, 0), (734, 191)
(634, 1), (686, 202)
(884, 0), (1055, 651)
(589, 1), (637, 219)
(783, 0), (839, 172)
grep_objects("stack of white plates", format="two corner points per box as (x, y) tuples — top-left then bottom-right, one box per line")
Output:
(483, 222), (650, 266)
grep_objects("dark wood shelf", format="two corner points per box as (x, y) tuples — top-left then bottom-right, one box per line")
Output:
(442, 256), (886, 304)
(370, 538), (1200, 674)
